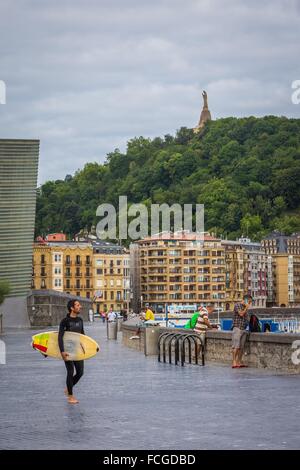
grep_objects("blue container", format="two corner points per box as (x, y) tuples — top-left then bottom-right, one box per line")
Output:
(221, 319), (233, 331)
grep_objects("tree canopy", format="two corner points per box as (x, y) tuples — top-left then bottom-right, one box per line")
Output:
(35, 116), (300, 242)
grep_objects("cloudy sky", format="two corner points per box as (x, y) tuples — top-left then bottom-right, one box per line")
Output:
(0, 0), (300, 184)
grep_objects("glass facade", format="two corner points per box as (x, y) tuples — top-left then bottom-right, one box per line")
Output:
(0, 139), (39, 296)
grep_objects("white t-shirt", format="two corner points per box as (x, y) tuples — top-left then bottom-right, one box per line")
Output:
(107, 311), (117, 321)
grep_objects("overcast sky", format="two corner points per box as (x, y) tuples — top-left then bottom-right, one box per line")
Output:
(0, 0), (300, 184)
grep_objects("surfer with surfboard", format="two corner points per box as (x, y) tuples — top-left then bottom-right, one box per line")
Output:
(58, 300), (85, 404)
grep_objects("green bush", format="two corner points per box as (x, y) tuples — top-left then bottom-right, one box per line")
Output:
(0, 281), (10, 306)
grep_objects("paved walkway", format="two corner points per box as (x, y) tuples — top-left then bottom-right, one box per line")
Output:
(0, 321), (300, 450)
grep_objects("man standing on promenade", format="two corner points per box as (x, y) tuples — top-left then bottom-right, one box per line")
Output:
(232, 295), (252, 368)
(194, 304), (218, 345)
(107, 307), (117, 322)
(58, 299), (85, 404)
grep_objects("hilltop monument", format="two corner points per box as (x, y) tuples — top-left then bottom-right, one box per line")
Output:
(194, 90), (212, 133)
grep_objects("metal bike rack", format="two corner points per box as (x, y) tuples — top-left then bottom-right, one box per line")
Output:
(157, 331), (205, 367)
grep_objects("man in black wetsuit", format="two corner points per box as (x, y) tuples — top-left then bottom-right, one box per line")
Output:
(58, 299), (85, 404)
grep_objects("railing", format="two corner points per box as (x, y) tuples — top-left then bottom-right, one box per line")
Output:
(157, 331), (205, 367)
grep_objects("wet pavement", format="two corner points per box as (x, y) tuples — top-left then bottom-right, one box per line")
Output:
(0, 321), (300, 450)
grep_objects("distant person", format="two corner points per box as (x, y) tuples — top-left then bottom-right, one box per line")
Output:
(232, 295), (252, 368)
(100, 311), (106, 323)
(184, 306), (202, 329)
(107, 308), (117, 322)
(58, 300), (85, 404)
(88, 307), (94, 322)
(144, 304), (155, 321)
(129, 308), (154, 339)
(194, 304), (218, 345)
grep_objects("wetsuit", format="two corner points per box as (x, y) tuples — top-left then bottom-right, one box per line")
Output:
(58, 314), (85, 396)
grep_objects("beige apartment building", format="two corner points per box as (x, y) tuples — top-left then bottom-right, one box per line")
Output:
(93, 240), (130, 313)
(32, 239), (130, 312)
(262, 232), (300, 306)
(222, 238), (267, 309)
(137, 232), (226, 313)
(134, 232), (267, 313)
(33, 241), (93, 298)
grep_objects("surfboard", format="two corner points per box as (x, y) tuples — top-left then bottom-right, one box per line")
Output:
(31, 331), (100, 361)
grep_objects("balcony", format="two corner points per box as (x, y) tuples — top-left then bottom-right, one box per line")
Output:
(169, 268), (181, 274)
(169, 277), (182, 283)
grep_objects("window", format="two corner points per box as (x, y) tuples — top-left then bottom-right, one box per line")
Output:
(54, 253), (62, 263)
(97, 268), (103, 275)
(96, 259), (103, 266)
(41, 279), (46, 289)
(54, 279), (62, 287)
(96, 279), (103, 287)
(76, 292), (80, 297)
(111, 291), (114, 300)
(117, 279), (121, 286)
(86, 292), (90, 299)
(86, 256), (90, 265)
(110, 280), (114, 287)
(66, 280), (70, 289)
(86, 280), (90, 289)
(76, 280), (80, 289)
(66, 255), (71, 265)
(117, 260), (121, 266)
(41, 254), (45, 264)
(54, 267), (61, 275)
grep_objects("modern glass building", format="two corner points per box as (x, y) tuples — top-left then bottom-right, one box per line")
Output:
(0, 139), (39, 325)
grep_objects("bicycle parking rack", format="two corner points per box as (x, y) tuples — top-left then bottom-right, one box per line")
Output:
(158, 331), (205, 367)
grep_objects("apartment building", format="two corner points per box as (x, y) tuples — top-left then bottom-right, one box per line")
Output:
(32, 241), (93, 298)
(32, 239), (130, 312)
(137, 231), (226, 312)
(93, 240), (130, 313)
(262, 232), (300, 306)
(222, 238), (267, 309)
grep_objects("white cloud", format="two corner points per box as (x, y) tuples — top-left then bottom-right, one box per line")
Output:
(0, 0), (299, 183)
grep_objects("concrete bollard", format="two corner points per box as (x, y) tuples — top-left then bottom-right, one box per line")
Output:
(117, 317), (123, 332)
(144, 325), (161, 356)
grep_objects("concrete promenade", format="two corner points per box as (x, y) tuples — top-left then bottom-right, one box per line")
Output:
(0, 321), (300, 450)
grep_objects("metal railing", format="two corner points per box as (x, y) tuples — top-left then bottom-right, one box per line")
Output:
(158, 331), (205, 367)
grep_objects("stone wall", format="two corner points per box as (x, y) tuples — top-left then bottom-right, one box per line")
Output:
(27, 289), (92, 327)
(121, 323), (300, 373)
(210, 307), (300, 321)
(122, 323), (145, 353)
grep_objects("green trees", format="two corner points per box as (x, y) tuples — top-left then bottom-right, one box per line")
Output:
(0, 281), (10, 306)
(35, 116), (300, 241)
